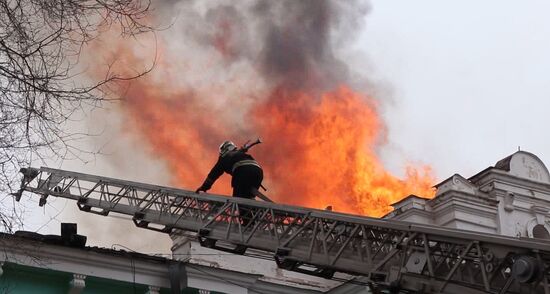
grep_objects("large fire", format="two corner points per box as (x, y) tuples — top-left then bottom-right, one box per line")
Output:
(88, 2), (436, 217)
(112, 75), (435, 217)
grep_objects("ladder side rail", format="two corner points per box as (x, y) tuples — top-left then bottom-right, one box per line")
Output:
(39, 167), (317, 215)
(18, 167), (550, 259)
(27, 167), (550, 252)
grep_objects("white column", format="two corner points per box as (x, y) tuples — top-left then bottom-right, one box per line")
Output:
(170, 233), (191, 261)
(68, 273), (86, 294)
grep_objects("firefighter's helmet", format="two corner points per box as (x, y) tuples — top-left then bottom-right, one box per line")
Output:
(219, 140), (237, 157)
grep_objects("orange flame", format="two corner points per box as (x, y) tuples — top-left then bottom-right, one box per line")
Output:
(87, 22), (436, 218)
(251, 86), (435, 216)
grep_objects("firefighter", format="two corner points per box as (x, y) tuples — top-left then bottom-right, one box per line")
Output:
(195, 140), (263, 200)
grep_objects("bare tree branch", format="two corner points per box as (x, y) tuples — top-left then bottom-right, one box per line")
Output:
(0, 0), (155, 232)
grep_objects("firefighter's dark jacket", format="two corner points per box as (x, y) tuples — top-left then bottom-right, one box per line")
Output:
(200, 150), (260, 190)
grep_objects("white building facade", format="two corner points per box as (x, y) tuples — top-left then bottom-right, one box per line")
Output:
(385, 151), (550, 240)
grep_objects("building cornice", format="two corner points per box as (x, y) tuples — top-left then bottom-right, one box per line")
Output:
(430, 190), (497, 208)
(385, 207), (434, 221)
(0, 233), (323, 293)
(473, 169), (550, 195)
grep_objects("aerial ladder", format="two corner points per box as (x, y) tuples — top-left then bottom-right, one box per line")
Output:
(12, 167), (550, 294)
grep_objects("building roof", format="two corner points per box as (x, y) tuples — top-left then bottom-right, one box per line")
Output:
(10, 230), (169, 264)
(1, 225), (325, 294)
(389, 194), (430, 207)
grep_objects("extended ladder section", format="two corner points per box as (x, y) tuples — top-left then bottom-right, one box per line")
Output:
(13, 167), (550, 294)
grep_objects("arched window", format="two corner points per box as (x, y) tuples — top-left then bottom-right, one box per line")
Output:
(532, 224), (550, 239)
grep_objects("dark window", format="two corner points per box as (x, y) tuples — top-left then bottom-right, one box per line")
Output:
(533, 224), (550, 239)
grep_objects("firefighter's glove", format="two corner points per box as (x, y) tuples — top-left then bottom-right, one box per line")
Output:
(196, 178), (214, 193)
(195, 186), (208, 193)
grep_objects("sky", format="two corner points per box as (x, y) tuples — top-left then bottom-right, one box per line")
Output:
(361, 1), (550, 179)
(18, 0), (550, 253)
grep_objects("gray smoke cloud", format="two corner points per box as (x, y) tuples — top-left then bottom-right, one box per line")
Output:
(153, 0), (371, 91)
(255, 1), (370, 89)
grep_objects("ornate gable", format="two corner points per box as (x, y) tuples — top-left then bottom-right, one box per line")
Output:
(435, 174), (477, 196)
(494, 151), (550, 184)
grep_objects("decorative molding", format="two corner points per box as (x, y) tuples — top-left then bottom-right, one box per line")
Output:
(479, 182), (494, 193)
(475, 171), (550, 197)
(435, 174), (477, 196)
(431, 193), (499, 216)
(531, 205), (549, 225)
(504, 192), (514, 212)
(145, 286), (160, 294)
(432, 190), (497, 207)
(68, 273), (86, 294)
(388, 208), (433, 221)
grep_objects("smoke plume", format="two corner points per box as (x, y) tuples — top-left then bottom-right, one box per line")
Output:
(87, 0), (434, 217)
